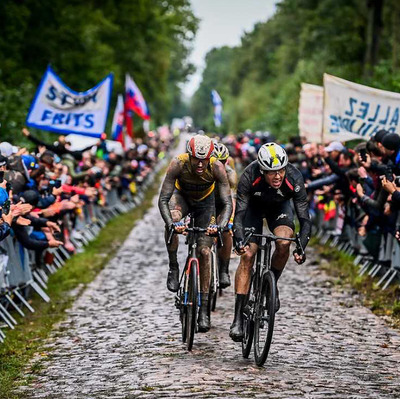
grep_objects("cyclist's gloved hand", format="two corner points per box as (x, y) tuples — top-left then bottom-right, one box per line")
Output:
(234, 240), (248, 255)
(293, 248), (306, 264)
(206, 224), (219, 236)
(172, 221), (186, 233)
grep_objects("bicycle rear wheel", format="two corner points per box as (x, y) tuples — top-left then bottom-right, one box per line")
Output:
(241, 273), (255, 358)
(254, 270), (276, 366)
(186, 259), (198, 351)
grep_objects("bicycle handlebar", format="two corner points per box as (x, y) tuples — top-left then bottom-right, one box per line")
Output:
(167, 225), (224, 247)
(242, 227), (305, 257)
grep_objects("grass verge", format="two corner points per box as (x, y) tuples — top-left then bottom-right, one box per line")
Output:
(310, 236), (400, 329)
(0, 172), (163, 399)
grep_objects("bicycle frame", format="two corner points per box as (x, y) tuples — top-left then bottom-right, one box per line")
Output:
(182, 231), (201, 308)
(168, 217), (224, 350)
(251, 232), (299, 295)
(255, 236), (273, 286)
(241, 228), (304, 366)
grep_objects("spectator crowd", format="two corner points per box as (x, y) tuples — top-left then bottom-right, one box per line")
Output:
(218, 129), (400, 275)
(0, 127), (172, 324)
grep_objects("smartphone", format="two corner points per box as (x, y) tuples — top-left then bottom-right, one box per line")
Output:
(0, 171), (4, 183)
(359, 148), (367, 163)
(385, 168), (394, 182)
(2, 199), (10, 215)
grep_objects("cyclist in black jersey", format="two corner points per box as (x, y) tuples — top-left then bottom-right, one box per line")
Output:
(230, 142), (311, 342)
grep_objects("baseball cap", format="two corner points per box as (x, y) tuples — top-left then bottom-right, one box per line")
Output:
(19, 190), (39, 206)
(0, 142), (18, 157)
(324, 141), (345, 153)
(22, 155), (39, 171)
(373, 129), (389, 144)
(381, 133), (400, 151)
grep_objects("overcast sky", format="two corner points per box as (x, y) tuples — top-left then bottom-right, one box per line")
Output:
(183, 0), (278, 98)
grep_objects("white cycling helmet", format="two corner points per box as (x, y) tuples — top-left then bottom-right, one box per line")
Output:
(187, 135), (214, 159)
(213, 142), (229, 161)
(257, 142), (288, 171)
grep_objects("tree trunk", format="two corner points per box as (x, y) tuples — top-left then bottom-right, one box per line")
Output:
(363, 0), (384, 78)
(392, 0), (400, 72)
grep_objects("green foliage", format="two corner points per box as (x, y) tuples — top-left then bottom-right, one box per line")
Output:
(314, 240), (400, 329)
(192, 0), (400, 141)
(0, 0), (198, 142)
(393, 300), (400, 316)
(191, 46), (236, 132)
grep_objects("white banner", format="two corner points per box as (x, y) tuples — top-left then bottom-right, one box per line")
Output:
(26, 66), (113, 138)
(298, 83), (323, 143)
(323, 73), (400, 142)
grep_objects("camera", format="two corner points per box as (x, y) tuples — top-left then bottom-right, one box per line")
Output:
(376, 164), (394, 182)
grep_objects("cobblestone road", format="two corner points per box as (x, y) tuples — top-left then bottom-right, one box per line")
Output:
(19, 198), (400, 399)
(19, 139), (400, 399)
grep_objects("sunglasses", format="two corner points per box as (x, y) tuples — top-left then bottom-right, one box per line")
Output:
(264, 168), (286, 176)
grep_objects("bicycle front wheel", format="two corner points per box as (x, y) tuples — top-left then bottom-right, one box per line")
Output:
(241, 273), (255, 358)
(180, 285), (187, 343)
(254, 270), (276, 366)
(186, 259), (199, 351)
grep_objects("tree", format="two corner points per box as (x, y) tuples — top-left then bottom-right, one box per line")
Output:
(0, 0), (198, 141)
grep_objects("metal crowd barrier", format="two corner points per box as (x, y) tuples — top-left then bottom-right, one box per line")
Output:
(0, 158), (167, 343)
(313, 202), (400, 291)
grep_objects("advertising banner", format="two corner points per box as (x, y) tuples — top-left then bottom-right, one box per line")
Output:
(26, 66), (113, 138)
(323, 73), (400, 142)
(298, 83), (323, 143)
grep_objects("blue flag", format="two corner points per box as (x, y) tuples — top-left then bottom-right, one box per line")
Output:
(211, 90), (223, 127)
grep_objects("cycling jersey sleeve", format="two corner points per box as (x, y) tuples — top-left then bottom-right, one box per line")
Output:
(232, 167), (253, 242)
(227, 167), (238, 200)
(158, 158), (181, 227)
(291, 172), (312, 250)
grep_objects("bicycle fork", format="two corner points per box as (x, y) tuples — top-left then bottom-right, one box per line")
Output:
(183, 258), (201, 308)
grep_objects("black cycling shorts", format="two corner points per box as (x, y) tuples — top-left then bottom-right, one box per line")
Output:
(168, 189), (216, 247)
(242, 200), (295, 243)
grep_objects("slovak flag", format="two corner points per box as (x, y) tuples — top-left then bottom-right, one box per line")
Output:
(111, 94), (125, 145)
(125, 74), (150, 121)
(211, 89), (222, 127)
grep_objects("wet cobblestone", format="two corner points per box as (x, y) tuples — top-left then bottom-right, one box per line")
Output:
(19, 198), (400, 399)
(18, 135), (400, 398)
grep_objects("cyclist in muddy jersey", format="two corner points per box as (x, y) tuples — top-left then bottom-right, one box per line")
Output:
(158, 134), (232, 332)
(213, 142), (237, 289)
(230, 142), (311, 342)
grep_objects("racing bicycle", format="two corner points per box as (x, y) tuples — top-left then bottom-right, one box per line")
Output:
(168, 219), (222, 351)
(240, 227), (304, 366)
